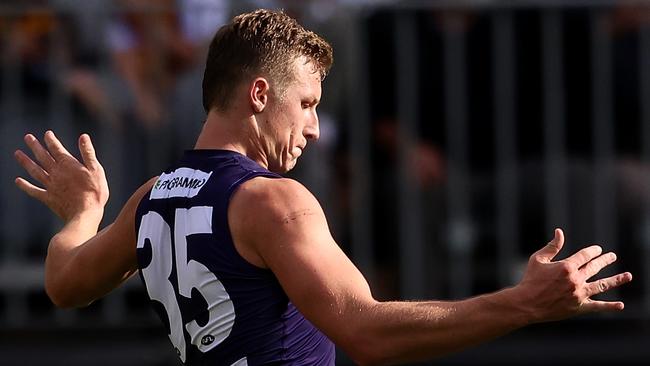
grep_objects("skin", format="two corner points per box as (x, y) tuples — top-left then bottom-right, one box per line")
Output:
(15, 56), (633, 365)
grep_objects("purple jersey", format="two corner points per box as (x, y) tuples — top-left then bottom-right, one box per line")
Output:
(135, 150), (335, 365)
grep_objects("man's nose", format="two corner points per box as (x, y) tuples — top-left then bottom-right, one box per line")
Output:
(304, 114), (320, 140)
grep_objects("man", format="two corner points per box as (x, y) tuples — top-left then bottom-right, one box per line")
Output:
(14, 9), (632, 366)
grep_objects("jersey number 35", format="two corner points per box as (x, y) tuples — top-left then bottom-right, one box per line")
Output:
(137, 207), (235, 362)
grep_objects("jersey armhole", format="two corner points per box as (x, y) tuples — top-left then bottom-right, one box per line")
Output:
(224, 170), (281, 271)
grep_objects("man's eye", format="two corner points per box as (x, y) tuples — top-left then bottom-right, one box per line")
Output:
(302, 103), (310, 109)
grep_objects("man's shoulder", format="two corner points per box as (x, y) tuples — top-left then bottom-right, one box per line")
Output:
(127, 177), (159, 211)
(228, 176), (325, 269)
(238, 176), (308, 196)
(229, 176), (323, 233)
(233, 176), (317, 212)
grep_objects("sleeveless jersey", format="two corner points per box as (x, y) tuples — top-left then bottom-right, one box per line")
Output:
(134, 149), (335, 365)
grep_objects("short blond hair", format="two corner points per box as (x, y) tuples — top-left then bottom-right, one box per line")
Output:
(202, 9), (333, 112)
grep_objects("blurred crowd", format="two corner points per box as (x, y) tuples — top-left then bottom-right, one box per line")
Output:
(0, 0), (352, 263)
(1, 0), (649, 307)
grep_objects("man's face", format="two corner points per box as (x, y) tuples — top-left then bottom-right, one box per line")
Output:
(261, 57), (321, 173)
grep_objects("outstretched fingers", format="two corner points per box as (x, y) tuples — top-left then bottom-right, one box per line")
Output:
(14, 149), (49, 186)
(534, 228), (565, 263)
(24, 134), (56, 172)
(15, 177), (47, 202)
(585, 272), (633, 298)
(78, 134), (100, 170)
(578, 272), (632, 314)
(43, 130), (73, 161)
(580, 251), (617, 279)
(566, 245), (603, 268)
(581, 299), (625, 313)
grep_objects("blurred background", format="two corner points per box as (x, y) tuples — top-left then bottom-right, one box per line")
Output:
(0, 0), (648, 365)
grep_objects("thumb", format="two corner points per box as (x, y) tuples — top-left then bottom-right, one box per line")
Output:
(78, 134), (99, 169)
(535, 228), (565, 263)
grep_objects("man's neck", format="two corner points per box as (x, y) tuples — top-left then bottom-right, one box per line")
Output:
(194, 109), (269, 170)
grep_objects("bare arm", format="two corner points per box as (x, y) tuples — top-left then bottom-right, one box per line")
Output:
(230, 177), (633, 365)
(14, 131), (155, 307)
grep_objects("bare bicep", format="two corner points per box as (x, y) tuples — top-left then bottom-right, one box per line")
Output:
(231, 177), (374, 344)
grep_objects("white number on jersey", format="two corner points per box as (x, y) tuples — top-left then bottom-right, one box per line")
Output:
(137, 207), (235, 362)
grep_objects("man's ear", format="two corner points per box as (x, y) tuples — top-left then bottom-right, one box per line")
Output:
(250, 78), (270, 113)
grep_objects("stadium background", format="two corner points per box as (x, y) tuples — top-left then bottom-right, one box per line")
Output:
(0, 0), (648, 364)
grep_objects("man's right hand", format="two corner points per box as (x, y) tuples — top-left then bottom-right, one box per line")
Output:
(14, 131), (109, 223)
(515, 228), (633, 323)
